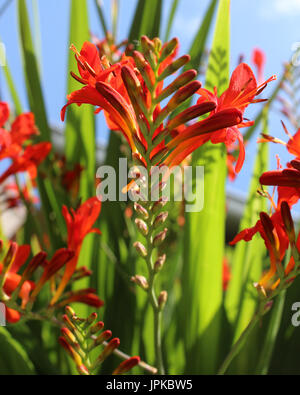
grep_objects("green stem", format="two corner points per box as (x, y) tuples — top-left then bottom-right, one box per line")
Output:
(133, 61), (166, 374)
(218, 309), (261, 375)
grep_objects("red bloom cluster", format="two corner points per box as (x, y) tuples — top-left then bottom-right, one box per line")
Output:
(50, 197), (102, 305)
(232, 121), (300, 292)
(61, 37), (274, 177)
(0, 102), (51, 184)
(0, 241), (74, 323)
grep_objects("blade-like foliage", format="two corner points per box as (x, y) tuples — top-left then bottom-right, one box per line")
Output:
(65, 0), (96, 318)
(128, 0), (162, 43)
(17, 0), (50, 141)
(180, 0), (231, 374)
(0, 327), (35, 375)
(225, 110), (269, 373)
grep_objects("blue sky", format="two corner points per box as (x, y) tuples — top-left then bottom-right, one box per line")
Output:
(0, 0), (300, 195)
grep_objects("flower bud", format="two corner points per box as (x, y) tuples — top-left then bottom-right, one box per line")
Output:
(89, 321), (104, 335)
(133, 241), (148, 258)
(166, 79), (202, 111)
(141, 35), (155, 52)
(160, 37), (178, 63)
(281, 201), (295, 243)
(62, 314), (76, 331)
(166, 102), (217, 131)
(263, 300), (274, 315)
(135, 218), (148, 236)
(113, 356), (141, 375)
(132, 152), (146, 167)
(134, 202), (149, 219)
(158, 291), (168, 310)
(133, 133), (147, 155)
(96, 338), (120, 365)
(65, 306), (76, 319)
(83, 312), (98, 329)
(131, 275), (149, 290)
(77, 365), (90, 375)
(61, 327), (77, 345)
(3, 242), (17, 273)
(154, 254), (166, 273)
(254, 282), (267, 298)
(152, 197), (168, 214)
(59, 337), (83, 367)
(94, 330), (112, 347)
(150, 147), (168, 165)
(158, 54), (190, 81)
(153, 212), (169, 229)
(153, 228), (168, 247)
(153, 37), (162, 53)
(157, 70), (198, 103)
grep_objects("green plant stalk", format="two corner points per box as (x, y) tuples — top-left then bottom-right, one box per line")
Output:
(0, 298), (157, 374)
(143, 201), (165, 375)
(218, 302), (263, 375)
(14, 175), (48, 252)
(132, 64), (166, 375)
(219, 252), (300, 374)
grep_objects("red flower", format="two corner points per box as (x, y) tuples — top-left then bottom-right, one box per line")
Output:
(222, 258), (231, 291)
(0, 104), (39, 161)
(0, 243), (35, 323)
(50, 197), (101, 305)
(194, 63), (276, 174)
(252, 48), (266, 84)
(0, 142), (52, 183)
(56, 288), (104, 308)
(3, 183), (39, 208)
(0, 102), (9, 128)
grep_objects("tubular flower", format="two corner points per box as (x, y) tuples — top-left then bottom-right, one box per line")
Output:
(91, 31), (127, 63)
(193, 63), (276, 173)
(50, 197), (102, 305)
(230, 177), (300, 292)
(260, 159), (300, 206)
(61, 41), (139, 150)
(230, 210), (289, 289)
(0, 243), (34, 323)
(252, 48), (266, 84)
(55, 288), (104, 308)
(0, 103), (39, 161)
(0, 102), (9, 127)
(59, 307), (141, 375)
(0, 142), (52, 184)
(2, 182), (39, 209)
(258, 122), (300, 159)
(62, 37), (250, 171)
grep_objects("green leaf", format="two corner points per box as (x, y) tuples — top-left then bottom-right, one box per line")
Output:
(17, 0), (51, 141)
(0, 327), (35, 375)
(94, 0), (109, 36)
(128, 0), (162, 43)
(225, 109), (269, 327)
(180, 0), (231, 374)
(0, 48), (23, 115)
(186, 0), (217, 72)
(225, 109), (269, 374)
(255, 290), (286, 374)
(164, 0), (180, 42)
(65, 0), (96, 317)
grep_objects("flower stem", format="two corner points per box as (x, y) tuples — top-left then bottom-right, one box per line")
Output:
(218, 302), (264, 375)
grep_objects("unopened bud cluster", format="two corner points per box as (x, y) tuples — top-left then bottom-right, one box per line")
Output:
(59, 306), (140, 375)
